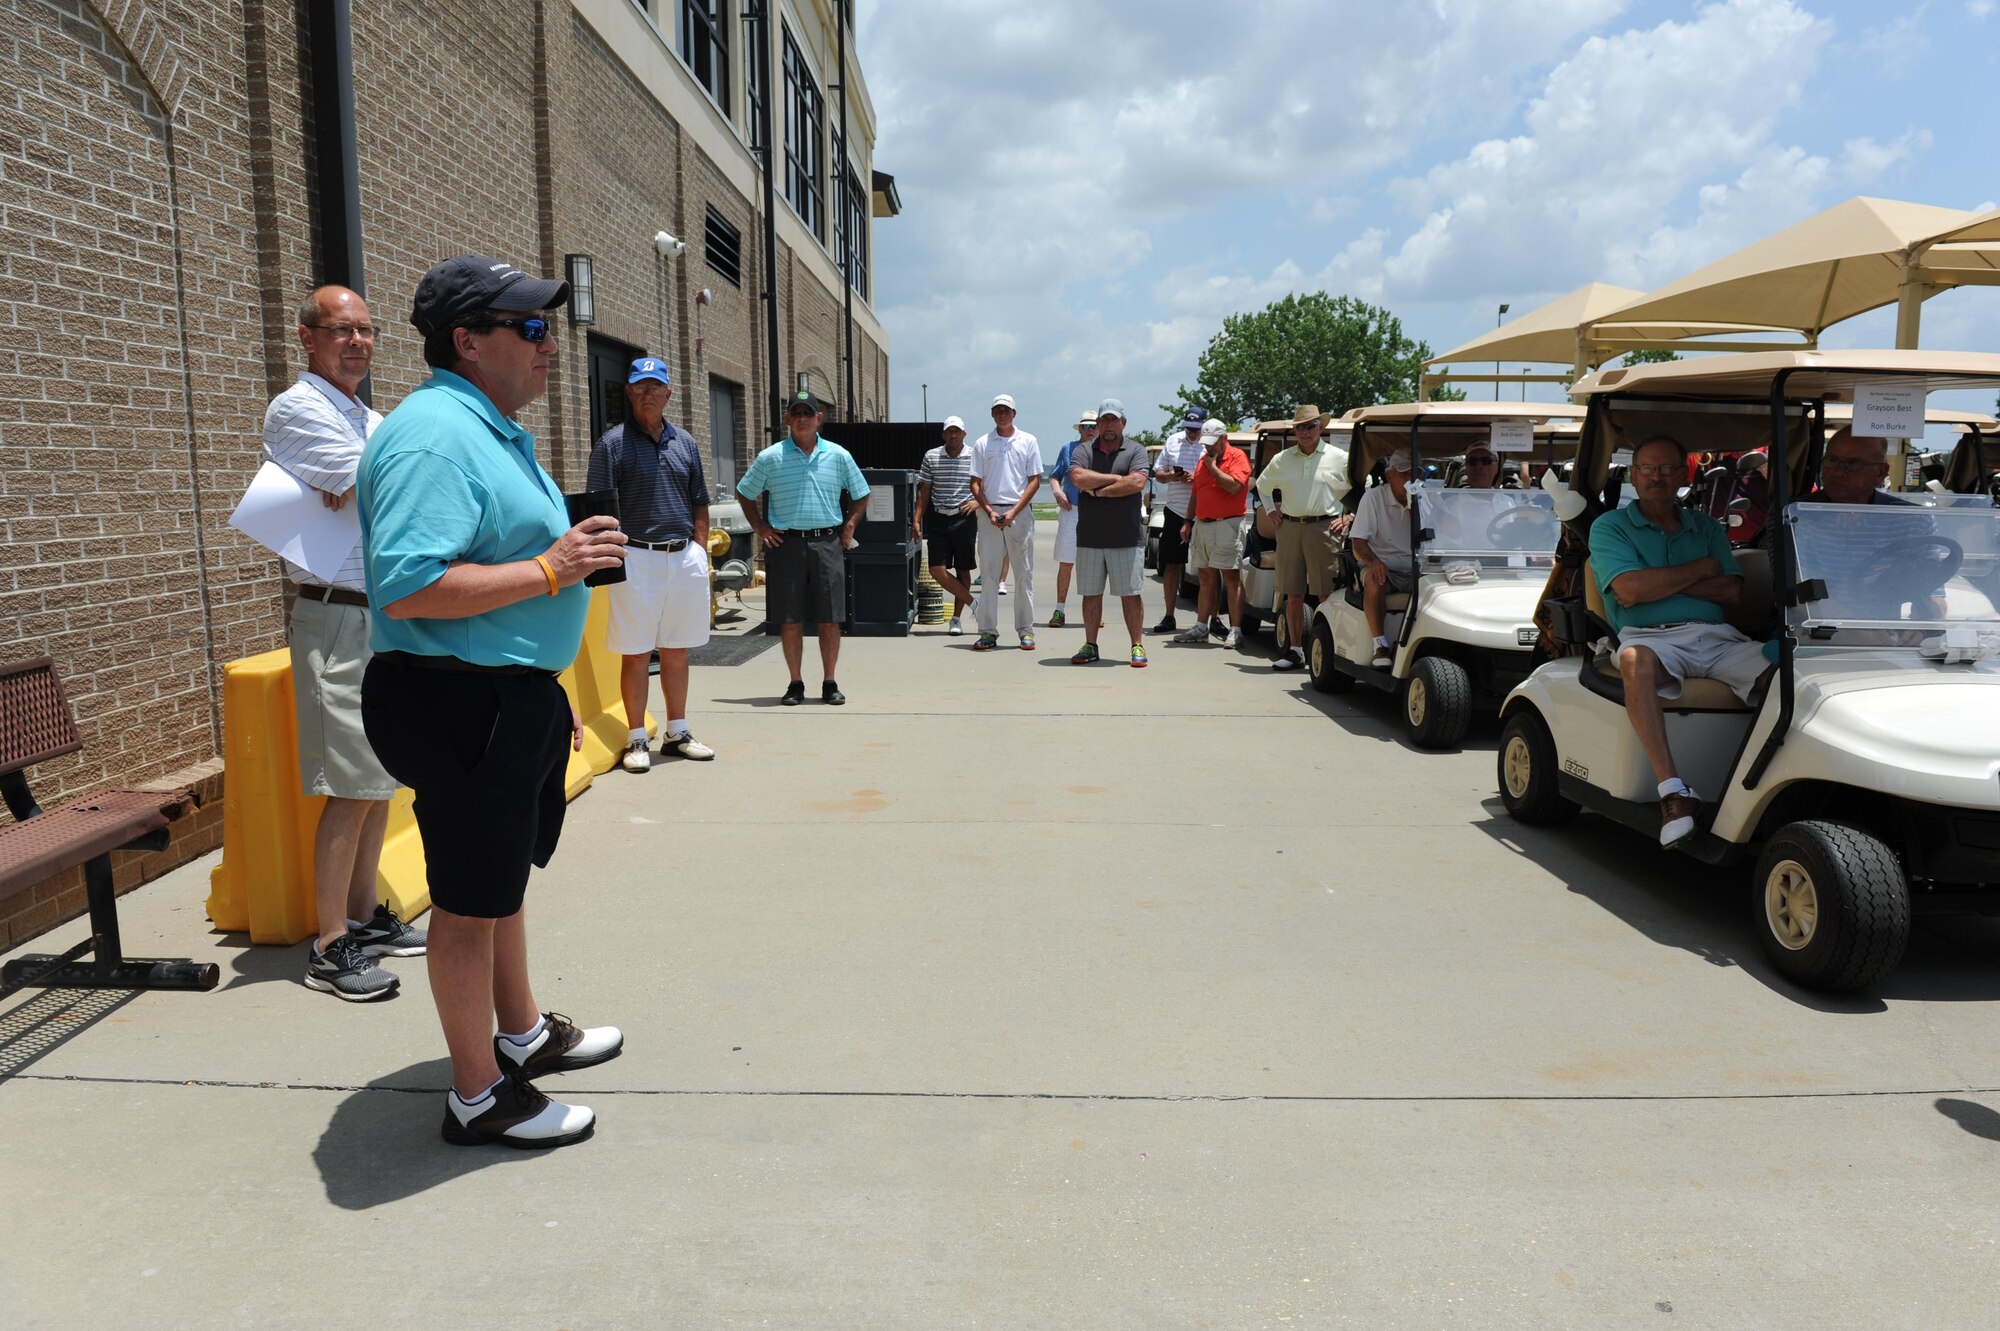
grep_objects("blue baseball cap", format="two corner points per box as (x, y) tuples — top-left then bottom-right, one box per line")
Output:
(628, 357), (671, 386)
(1182, 407), (1206, 427)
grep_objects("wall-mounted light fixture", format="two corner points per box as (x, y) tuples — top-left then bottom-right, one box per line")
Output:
(565, 253), (595, 325)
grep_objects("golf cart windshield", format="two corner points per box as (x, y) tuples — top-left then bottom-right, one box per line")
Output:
(1787, 502), (2000, 642)
(1412, 483), (1559, 562)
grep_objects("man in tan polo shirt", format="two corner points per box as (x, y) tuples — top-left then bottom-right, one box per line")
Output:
(1252, 404), (1349, 670)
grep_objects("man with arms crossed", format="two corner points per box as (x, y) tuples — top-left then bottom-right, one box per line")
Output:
(738, 391), (871, 704)
(913, 416), (978, 635)
(265, 284), (425, 1001)
(589, 356), (715, 772)
(1173, 418), (1251, 648)
(1046, 411), (1097, 628)
(1067, 400), (1153, 667)
(1591, 435), (1774, 848)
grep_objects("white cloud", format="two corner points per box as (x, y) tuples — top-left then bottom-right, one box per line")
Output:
(1970, 0), (1995, 18)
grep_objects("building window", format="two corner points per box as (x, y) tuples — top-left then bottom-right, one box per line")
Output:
(745, 4), (770, 153)
(782, 27), (824, 242)
(832, 153), (867, 300)
(704, 205), (742, 287)
(680, 1), (730, 112)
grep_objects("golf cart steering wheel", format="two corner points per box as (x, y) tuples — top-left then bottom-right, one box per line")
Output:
(1852, 535), (1963, 597)
(1485, 503), (1559, 550)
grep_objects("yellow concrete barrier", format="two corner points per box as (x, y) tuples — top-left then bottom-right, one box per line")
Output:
(207, 588), (646, 943)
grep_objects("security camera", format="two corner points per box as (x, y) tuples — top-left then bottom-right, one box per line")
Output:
(653, 231), (686, 259)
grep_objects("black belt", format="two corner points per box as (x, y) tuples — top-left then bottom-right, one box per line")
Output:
(930, 507), (973, 518)
(1281, 514), (1333, 523)
(294, 583), (369, 609)
(375, 650), (558, 680)
(629, 537), (690, 552)
(782, 526), (841, 538)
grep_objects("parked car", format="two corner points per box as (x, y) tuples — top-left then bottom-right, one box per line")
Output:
(1497, 349), (2000, 992)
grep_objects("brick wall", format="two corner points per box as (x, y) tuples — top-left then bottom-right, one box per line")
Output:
(1, 0), (891, 951)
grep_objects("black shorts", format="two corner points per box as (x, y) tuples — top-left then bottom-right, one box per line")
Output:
(924, 510), (977, 573)
(361, 654), (571, 919)
(1157, 507), (1192, 567)
(766, 531), (847, 625)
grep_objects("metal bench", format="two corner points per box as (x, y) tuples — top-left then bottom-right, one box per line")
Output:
(0, 657), (218, 996)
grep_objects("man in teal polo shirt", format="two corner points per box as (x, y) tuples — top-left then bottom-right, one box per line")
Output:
(1590, 435), (1774, 847)
(736, 391), (870, 705)
(358, 253), (628, 1150)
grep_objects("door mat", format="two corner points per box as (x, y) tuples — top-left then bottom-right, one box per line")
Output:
(685, 634), (778, 668)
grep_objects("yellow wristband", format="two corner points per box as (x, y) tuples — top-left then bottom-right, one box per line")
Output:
(533, 555), (559, 597)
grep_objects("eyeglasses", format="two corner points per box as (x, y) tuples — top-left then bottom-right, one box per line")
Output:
(309, 323), (377, 342)
(1823, 456), (1885, 473)
(1632, 463), (1681, 477)
(465, 317), (550, 343)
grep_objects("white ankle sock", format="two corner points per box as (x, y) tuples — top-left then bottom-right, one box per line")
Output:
(668, 718), (687, 737)
(449, 1076), (504, 1121)
(1657, 778), (1689, 798)
(1373, 635), (1390, 649)
(627, 727), (646, 745)
(500, 1016), (547, 1048)
(1054, 602), (1066, 613)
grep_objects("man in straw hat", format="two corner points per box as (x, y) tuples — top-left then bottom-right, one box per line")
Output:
(1252, 404), (1347, 671)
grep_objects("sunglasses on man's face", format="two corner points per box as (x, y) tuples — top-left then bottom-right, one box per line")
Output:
(466, 316), (550, 343)
(1466, 455), (1496, 465)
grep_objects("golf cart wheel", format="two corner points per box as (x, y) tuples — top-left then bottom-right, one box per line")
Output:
(1273, 610), (1293, 656)
(1404, 655), (1471, 749)
(1308, 619), (1353, 694)
(1752, 821), (1910, 992)
(1497, 708), (1577, 825)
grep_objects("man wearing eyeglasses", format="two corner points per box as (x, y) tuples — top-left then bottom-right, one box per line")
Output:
(1590, 435), (1775, 848)
(261, 285), (425, 1004)
(358, 254), (628, 1149)
(588, 357), (715, 772)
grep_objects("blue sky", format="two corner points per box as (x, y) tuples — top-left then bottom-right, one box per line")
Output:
(858, 0), (2000, 459)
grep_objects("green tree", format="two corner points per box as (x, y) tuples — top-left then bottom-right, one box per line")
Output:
(1164, 292), (1454, 425)
(1128, 428), (1164, 453)
(1617, 348), (1682, 366)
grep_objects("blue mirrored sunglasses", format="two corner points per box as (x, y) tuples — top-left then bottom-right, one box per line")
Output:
(467, 316), (550, 343)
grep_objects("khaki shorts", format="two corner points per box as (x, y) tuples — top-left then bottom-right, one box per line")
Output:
(1275, 520), (1339, 597)
(1620, 622), (1774, 702)
(288, 595), (396, 800)
(1189, 515), (1246, 571)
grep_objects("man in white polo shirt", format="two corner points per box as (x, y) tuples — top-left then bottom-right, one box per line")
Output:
(1150, 406), (1207, 634)
(1350, 447), (1417, 669)
(969, 393), (1041, 650)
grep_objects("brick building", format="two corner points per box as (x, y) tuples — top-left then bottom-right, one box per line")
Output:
(0, 0), (895, 945)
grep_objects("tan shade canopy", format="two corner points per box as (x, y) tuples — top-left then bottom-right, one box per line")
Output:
(1601, 197), (2000, 338)
(1425, 284), (1640, 367)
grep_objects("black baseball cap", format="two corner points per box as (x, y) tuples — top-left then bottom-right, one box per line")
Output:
(786, 389), (823, 416)
(409, 254), (570, 335)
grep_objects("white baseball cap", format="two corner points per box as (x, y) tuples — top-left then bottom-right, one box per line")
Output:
(942, 415), (966, 432)
(991, 393), (1016, 410)
(1200, 418), (1227, 438)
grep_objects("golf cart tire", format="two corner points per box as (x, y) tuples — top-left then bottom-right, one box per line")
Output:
(1405, 655), (1471, 749)
(1497, 708), (1577, 826)
(1308, 620), (1354, 694)
(1752, 821), (1911, 993)
(1274, 611), (1293, 657)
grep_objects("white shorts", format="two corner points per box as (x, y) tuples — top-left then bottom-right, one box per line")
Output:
(1620, 622), (1772, 702)
(1075, 545), (1145, 598)
(1054, 504), (1079, 564)
(606, 543), (712, 653)
(1189, 515), (1246, 571)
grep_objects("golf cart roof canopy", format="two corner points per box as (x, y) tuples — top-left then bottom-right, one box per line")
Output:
(1347, 401), (1586, 426)
(1573, 350), (2000, 401)
(1346, 402), (1586, 480)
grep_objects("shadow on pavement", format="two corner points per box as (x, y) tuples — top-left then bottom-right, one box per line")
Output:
(1935, 1098), (2000, 1143)
(315, 1058), (546, 1209)
(1471, 799), (2000, 1010)
(0, 986), (139, 1084)
(210, 933), (341, 994)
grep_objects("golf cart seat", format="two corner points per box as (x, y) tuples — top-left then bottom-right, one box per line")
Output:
(1578, 554), (1773, 713)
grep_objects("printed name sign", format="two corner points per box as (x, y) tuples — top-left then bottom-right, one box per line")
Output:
(1851, 382), (1925, 439)
(1489, 420), (1535, 454)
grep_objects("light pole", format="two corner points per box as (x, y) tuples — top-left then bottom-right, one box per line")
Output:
(1495, 303), (1510, 400)
(1521, 368), (1529, 402)
(922, 383), (928, 421)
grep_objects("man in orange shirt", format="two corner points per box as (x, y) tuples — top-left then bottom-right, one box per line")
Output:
(1172, 419), (1252, 648)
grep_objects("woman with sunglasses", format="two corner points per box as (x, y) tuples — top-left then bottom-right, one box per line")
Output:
(358, 254), (629, 1151)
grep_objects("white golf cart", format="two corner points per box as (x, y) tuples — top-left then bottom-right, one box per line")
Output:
(1239, 417), (1354, 652)
(1497, 350), (2000, 992)
(1304, 402), (1586, 748)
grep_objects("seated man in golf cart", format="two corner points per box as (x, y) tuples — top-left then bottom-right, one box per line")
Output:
(1589, 435), (1775, 849)
(1349, 447), (1416, 669)
(1458, 445), (1500, 489)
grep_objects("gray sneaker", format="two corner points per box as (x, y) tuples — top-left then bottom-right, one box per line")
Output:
(350, 903), (427, 957)
(304, 934), (399, 1001)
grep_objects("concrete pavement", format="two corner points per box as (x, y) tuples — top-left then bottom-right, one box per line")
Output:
(6, 539), (2000, 1329)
